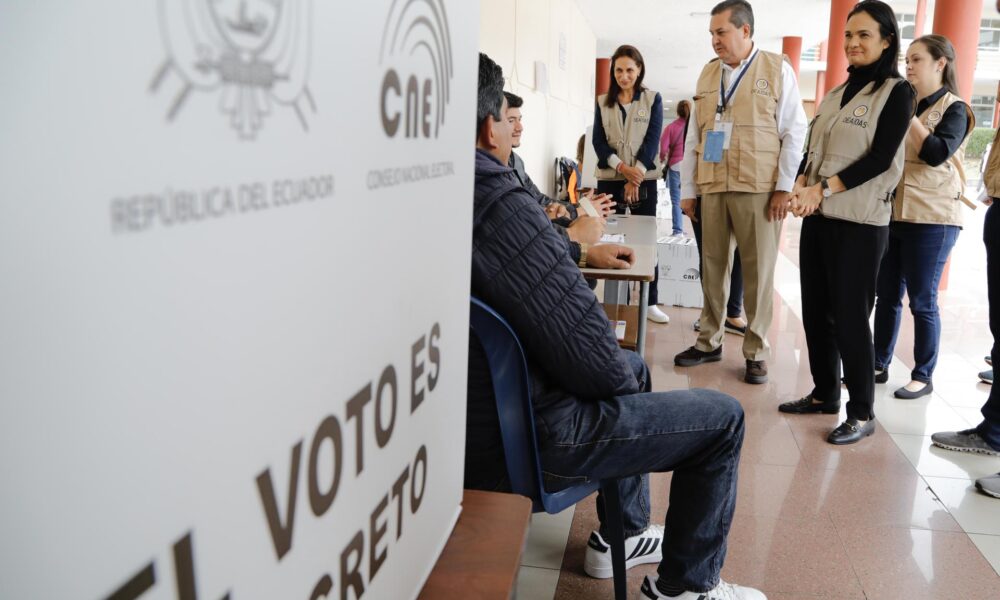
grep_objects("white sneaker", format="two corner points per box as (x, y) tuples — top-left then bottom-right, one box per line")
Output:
(583, 525), (663, 579)
(648, 305), (670, 324)
(639, 574), (767, 600)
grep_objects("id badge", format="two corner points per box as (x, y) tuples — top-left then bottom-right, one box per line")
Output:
(718, 121), (734, 150)
(703, 130), (724, 163)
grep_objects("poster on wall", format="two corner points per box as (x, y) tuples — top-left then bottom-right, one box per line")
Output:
(0, 1), (476, 598)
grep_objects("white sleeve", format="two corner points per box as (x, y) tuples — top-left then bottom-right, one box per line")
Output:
(608, 155), (622, 170)
(774, 61), (808, 192)
(680, 100), (700, 199)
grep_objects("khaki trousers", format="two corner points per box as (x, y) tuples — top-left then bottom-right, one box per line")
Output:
(695, 191), (781, 360)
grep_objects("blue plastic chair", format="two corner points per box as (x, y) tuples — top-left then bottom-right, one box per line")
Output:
(469, 296), (628, 600)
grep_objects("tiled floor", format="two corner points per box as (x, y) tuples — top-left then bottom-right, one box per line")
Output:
(516, 210), (1000, 599)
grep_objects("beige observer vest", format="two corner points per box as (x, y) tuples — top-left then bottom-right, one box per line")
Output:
(803, 78), (905, 226)
(985, 121), (1000, 199)
(595, 89), (663, 181)
(692, 50), (784, 194)
(894, 91), (975, 226)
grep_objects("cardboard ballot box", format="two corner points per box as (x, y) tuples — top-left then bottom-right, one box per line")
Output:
(657, 236), (704, 308)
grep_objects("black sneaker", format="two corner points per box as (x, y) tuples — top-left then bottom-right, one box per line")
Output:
(778, 395), (841, 414)
(674, 345), (723, 367)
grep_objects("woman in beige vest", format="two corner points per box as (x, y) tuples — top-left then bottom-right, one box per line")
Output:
(592, 45), (668, 323)
(778, 1), (916, 445)
(873, 35), (974, 400)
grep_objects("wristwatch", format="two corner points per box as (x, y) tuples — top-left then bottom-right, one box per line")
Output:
(820, 178), (833, 199)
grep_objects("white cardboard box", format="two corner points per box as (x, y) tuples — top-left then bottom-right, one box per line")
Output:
(657, 236), (704, 308)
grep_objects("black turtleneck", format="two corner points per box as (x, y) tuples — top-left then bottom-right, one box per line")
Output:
(798, 62), (915, 191)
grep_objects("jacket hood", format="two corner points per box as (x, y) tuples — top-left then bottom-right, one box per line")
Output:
(475, 148), (514, 179)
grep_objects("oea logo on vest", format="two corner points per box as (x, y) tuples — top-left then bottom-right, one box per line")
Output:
(928, 111), (942, 123)
(151, 0), (316, 140)
(634, 107), (650, 125)
(379, 0), (454, 139)
(843, 105), (870, 128)
(752, 78), (771, 97)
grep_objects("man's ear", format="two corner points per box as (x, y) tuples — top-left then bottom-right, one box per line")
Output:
(478, 116), (497, 150)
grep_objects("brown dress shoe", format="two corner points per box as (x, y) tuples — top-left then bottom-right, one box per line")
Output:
(745, 359), (768, 384)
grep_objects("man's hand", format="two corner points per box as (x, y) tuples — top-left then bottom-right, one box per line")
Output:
(591, 193), (616, 217)
(587, 244), (635, 269)
(545, 202), (570, 220)
(567, 215), (605, 244)
(768, 191), (791, 222)
(680, 197), (698, 222)
(790, 184), (823, 218)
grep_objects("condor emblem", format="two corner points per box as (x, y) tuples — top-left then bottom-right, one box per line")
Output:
(151, 0), (316, 140)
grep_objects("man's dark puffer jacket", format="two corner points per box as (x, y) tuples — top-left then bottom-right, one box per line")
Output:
(465, 149), (639, 490)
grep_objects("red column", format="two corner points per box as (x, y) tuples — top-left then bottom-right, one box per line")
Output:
(914, 0), (928, 38)
(932, 0), (983, 101)
(815, 40), (829, 105)
(823, 0), (854, 92)
(595, 58), (610, 98)
(782, 36), (802, 77)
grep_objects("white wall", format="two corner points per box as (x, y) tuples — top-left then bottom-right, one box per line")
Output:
(480, 0), (597, 196)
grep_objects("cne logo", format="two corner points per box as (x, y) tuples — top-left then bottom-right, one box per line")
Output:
(379, 0), (454, 139)
(151, 0), (316, 140)
(853, 105), (869, 118)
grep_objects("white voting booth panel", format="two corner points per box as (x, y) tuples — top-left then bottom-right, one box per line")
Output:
(0, 1), (475, 599)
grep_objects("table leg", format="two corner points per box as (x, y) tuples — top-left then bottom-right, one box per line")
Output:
(637, 281), (648, 358)
(603, 280), (627, 305)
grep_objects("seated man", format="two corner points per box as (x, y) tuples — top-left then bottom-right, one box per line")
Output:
(503, 91), (614, 255)
(466, 52), (764, 600)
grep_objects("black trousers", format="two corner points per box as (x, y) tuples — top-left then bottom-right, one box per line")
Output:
(599, 178), (659, 305)
(800, 215), (889, 421)
(982, 202), (1000, 447)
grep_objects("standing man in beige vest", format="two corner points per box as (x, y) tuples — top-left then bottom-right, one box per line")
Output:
(674, 0), (807, 384)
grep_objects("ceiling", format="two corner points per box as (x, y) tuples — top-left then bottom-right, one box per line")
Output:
(573, 0), (990, 108)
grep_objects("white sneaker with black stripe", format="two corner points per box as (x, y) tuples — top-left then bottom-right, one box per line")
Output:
(583, 524), (664, 579)
(639, 574), (767, 599)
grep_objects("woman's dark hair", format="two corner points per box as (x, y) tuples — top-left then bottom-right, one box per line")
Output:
(912, 34), (960, 96)
(604, 45), (646, 107)
(676, 99), (691, 121)
(846, 0), (902, 92)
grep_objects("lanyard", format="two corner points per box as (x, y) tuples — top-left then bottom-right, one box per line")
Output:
(716, 50), (757, 121)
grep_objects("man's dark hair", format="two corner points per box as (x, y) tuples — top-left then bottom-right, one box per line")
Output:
(477, 53), (504, 136)
(503, 91), (524, 109)
(847, 0), (903, 93)
(711, 0), (755, 37)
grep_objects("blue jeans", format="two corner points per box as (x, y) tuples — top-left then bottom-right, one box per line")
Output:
(667, 168), (683, 235)
(538, 351), (744, 592)
(873, 222), (960, 382)
(981, 202), (1000, 450)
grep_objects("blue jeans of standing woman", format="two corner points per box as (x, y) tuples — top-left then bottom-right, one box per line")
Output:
(873, 221), (960, 383)
(667, 168), (684, 235)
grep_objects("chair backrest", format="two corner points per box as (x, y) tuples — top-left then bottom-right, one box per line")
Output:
(469, 297), (599, 513)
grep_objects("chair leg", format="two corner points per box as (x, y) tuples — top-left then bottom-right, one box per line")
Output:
(600, 479), (627, 600)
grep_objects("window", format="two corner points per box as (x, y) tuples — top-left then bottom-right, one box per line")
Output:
(981, 18), (1000, 51)
(972, 95), (996, 128)
(802, 44), (822, 62)
(896, 13), (916, 40)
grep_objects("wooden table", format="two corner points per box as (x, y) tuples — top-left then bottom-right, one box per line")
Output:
(580, 214), (658, 357)
(418, 490), (532, 600)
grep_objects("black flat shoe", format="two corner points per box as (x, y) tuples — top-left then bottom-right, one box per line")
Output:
(894, 381), (933, 399)
(827, 418), (876, 445)
(875, 370), (888, 384)
(674, 345), (723, 367)
(778, 395), (841, 414)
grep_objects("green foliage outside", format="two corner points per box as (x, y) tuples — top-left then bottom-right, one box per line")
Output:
(967, 127), (996, 160)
